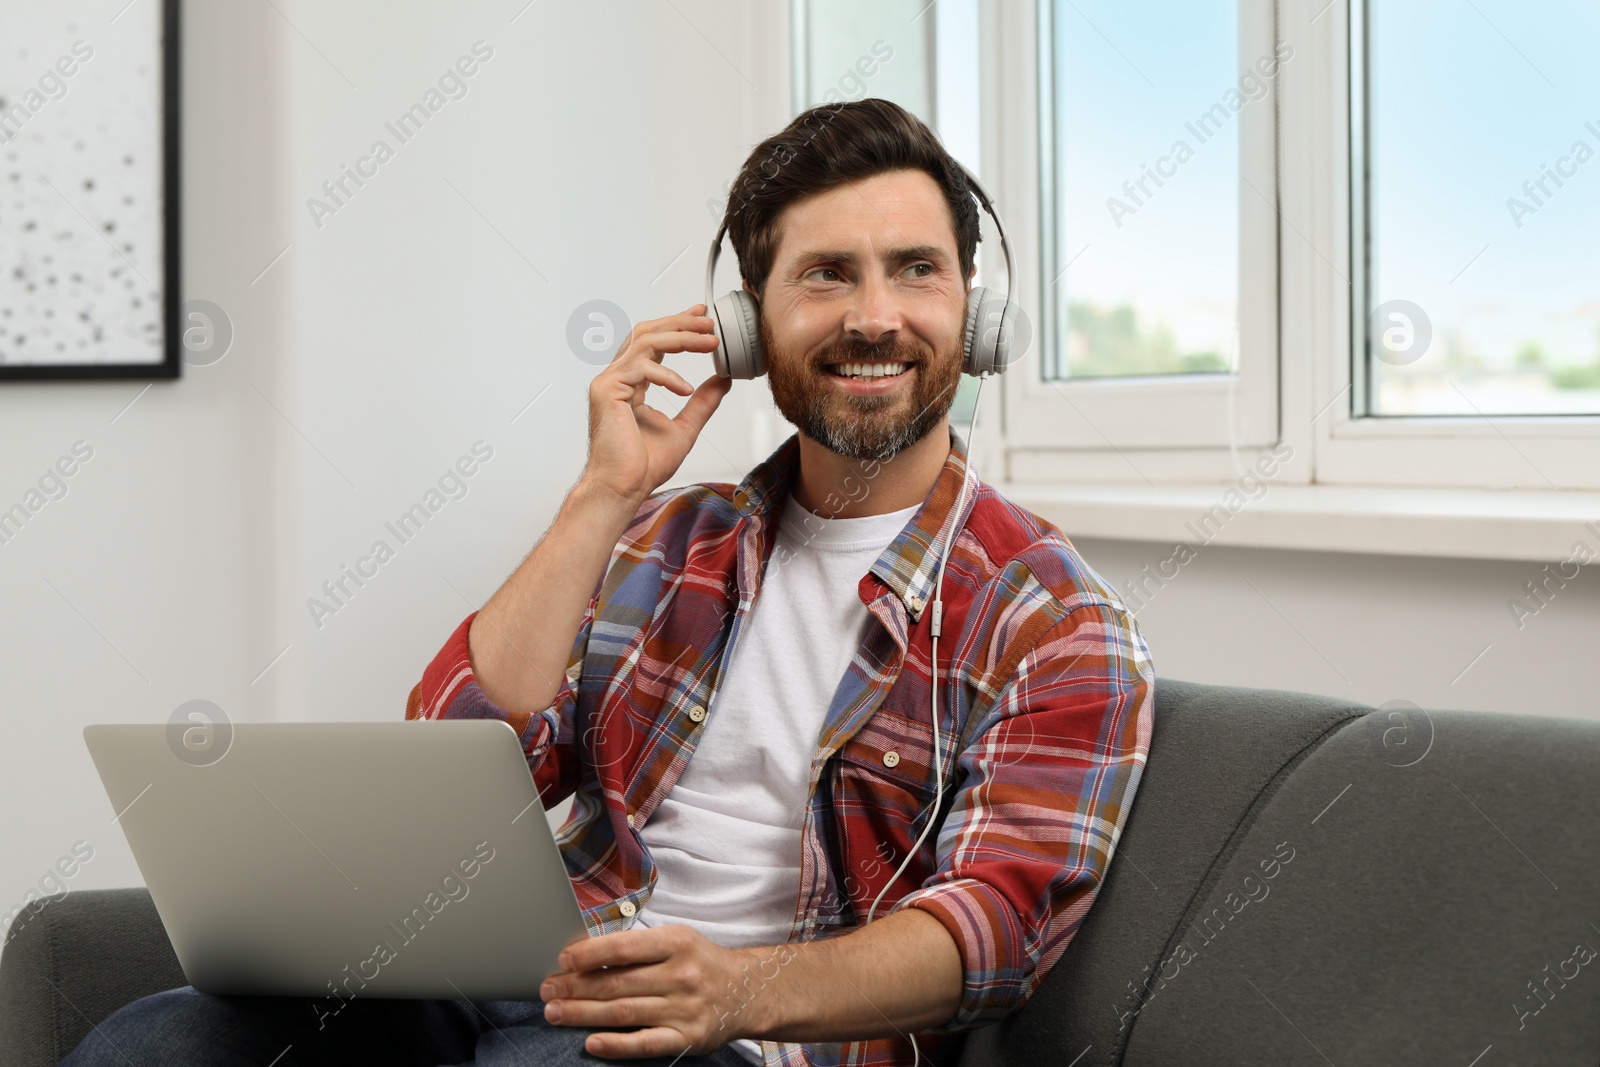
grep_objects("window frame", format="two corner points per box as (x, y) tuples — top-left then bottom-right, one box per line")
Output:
(993, 0), (1600, 492)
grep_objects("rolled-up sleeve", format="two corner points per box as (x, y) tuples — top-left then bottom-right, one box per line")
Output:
(404, 588), (599, 809)
(403, 492), (674, 809)
(888, 600), (1155, 1033)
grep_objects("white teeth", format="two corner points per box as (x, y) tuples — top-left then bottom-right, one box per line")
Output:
(831, 361), (908, 380)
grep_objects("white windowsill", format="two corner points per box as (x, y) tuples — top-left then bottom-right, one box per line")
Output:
(997, 482), (1600, 564)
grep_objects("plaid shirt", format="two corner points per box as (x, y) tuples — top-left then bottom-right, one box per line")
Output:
(408, 428), (1154, 1067)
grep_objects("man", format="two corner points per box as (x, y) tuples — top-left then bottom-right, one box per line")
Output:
(61, 98), (1150, 1067)
(408, 97), (1154, 1066)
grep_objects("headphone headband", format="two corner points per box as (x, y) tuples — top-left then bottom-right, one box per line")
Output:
(952, 162), (1016, 318)
(703, 219), (728, 322)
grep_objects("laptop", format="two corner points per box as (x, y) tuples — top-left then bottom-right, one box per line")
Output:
(83, 719), (591, 1001)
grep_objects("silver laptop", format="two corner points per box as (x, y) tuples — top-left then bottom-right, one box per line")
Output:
(84, 719), (590, 1001)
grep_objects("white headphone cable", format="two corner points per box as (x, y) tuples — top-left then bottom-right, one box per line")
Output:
(864, 371), (987, 1067)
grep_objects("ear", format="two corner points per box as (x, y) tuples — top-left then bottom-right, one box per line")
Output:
(741, 279), (760, 304)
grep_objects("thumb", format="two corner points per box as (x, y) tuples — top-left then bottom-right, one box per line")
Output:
(673, 373), (733, 437)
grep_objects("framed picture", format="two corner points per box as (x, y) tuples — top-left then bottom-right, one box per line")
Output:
(0, 0), (180, 381)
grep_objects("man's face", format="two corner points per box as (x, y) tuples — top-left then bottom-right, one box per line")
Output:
(754, 168), (968, 462)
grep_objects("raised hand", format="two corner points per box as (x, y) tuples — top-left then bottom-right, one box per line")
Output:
(582, 304), (733, 507)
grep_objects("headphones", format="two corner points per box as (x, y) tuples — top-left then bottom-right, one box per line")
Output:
(703, 161), (1020, 380)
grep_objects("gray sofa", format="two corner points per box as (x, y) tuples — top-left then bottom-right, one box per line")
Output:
(5, 679), (1597, 1065)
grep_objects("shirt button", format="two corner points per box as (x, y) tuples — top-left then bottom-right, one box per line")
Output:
(908, 596), (924, 612)
(688, 705), (707, 723)
(619, 900), (636, 917)
(883, 750), (900, 768)
(626, 813), (635, 828)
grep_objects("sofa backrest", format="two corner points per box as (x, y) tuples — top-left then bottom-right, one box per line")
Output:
(957, 678), (1600, 1066)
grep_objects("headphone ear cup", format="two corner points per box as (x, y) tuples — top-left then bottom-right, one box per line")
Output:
(963, 287), (990, 377)
(963, 286), (1016, 377)
(712, 290), (765, 379)
(735, 290), (764, 378)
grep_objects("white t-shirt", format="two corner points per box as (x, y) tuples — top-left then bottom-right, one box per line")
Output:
(629, 495), (920, 1065)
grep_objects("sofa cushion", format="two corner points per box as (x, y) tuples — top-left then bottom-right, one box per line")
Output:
(1121, 706), (1600, 1064)
(956, 677), (1370, 1067)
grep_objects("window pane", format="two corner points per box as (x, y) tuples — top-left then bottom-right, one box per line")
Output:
(1043, 0), (1243, 381)
(795, 0), (933, 120)
(1363, 0), (1600, 416)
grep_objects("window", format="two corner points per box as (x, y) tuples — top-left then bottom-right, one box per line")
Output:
(1353, 0), (1600, 418)
(1001, 0), (1600, 491)
(1006, 0), (1281, 457)
(1322, 0), (1600, 490)
(791, 0), (934, 120)
(1040, 0), (1242, 383)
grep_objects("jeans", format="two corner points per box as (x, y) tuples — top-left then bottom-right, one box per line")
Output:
(58, 985), (758, 1067)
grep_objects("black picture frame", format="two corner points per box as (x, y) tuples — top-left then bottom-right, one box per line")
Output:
(0, 0), (181, 382)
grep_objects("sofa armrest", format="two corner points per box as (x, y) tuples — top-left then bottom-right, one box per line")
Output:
(1, 888), (186, 1067)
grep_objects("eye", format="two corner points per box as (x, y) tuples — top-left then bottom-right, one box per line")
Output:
(905, 263), (934, 278)
(805, 267), (842, 283)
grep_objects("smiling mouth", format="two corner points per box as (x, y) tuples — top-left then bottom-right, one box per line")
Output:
(823, 361), (911, 381)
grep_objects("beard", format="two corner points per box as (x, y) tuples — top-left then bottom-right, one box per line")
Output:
(762, 316), (964, 462)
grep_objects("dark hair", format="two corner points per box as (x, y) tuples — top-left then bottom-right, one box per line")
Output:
(721, 98), (981, 300)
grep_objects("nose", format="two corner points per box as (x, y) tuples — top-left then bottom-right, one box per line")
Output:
(841, 270), (902, 345)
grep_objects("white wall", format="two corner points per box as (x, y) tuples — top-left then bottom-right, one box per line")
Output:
(1070, 537), (1600, 721)
(0, 1), (301, 909)
(288, 0), (791, 735)
(0, 0), (790, 907)
(1, 0), (1592, 924)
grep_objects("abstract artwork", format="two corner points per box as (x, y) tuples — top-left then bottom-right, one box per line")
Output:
(0, 0), (178, 380)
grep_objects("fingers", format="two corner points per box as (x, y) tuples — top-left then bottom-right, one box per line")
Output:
(595, 331), (717, 414)
(581, 305), (729, 494)
(560, 928), (675, 974)
(617, 329), (719, 364)
(616, 307), (716, 364)
(672, 372), (734, 435)
(629, 305), (706, 335)
(545, 961), (647, 1004)
(607, 358), (696, 398)
(544, 992), (666, 1028)
(580, 1023), (688, 1060)
(590, 305), (723, 415)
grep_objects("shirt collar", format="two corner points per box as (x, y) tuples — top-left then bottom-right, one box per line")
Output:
(731, 426), (978, 624)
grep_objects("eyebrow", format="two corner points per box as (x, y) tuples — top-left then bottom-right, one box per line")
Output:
(790, 245), (951, 268)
